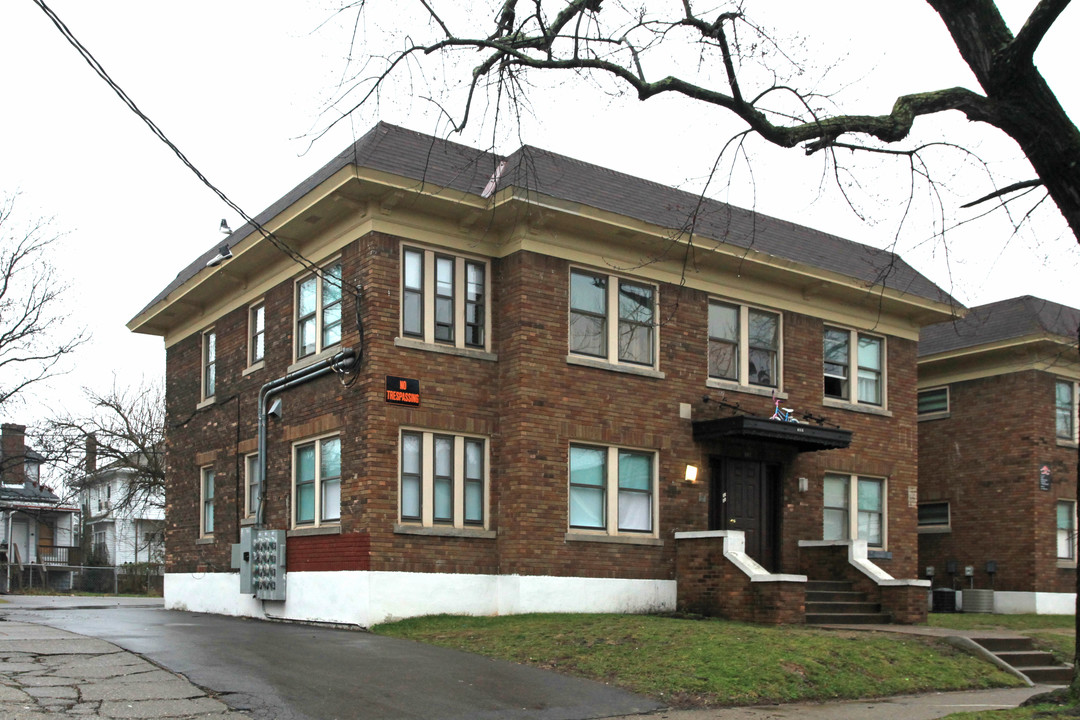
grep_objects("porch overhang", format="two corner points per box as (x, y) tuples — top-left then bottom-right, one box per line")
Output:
(692, 415), (852, 452)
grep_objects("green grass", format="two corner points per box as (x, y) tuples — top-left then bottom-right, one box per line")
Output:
(942, 706), (1067, 719)
(928, 613), (1075, 631)
(373, 613), (1023, 707)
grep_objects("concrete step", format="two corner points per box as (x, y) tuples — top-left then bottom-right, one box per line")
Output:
(1023, 666), (1074, 685)
(971, 637), (1072, 686)
(805, 601), (882, 615)
(806, 612), (892, 625)
(805, 580), (853, 592)
(806, 590), (868, 603)
(973, 637), (1034, 653)
(996, 650), (1060, 668)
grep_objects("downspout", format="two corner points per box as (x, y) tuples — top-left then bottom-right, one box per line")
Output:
(255, 348), (357, 528)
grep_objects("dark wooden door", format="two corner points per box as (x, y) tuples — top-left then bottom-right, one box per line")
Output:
(709, 457), (779, 571)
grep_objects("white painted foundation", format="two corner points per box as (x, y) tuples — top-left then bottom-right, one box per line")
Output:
(974, 590), (1077, 615)
(165, 571), (677, 627)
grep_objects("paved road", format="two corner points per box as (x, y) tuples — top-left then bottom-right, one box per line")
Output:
(0, 597), (660, 720)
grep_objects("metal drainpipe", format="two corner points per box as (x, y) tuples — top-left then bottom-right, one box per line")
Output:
(254, 348), (357, 528)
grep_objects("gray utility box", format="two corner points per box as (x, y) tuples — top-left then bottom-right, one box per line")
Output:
(231, 527), (287, 601)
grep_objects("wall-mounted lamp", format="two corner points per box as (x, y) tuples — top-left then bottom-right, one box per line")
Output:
(220, 218), (232, 235)
(684, 464), (698, 482)
(798, 477), (809, 493)
(205, 244), (233, 268)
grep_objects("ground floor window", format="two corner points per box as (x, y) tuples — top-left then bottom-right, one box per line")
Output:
(1057, 500), (1076, 560)
(917, 501), (950, 531)
(569, 444), (655, 535)
(293, 435), (341, 528)
(823, 473), (886, 548)
(399, 430), (487, 528)
(200, 467), (215, 537)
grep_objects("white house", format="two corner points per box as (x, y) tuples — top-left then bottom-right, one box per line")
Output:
(81, 443), (164, 567)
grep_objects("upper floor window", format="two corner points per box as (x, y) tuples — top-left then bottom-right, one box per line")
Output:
(1056, 380), (1076, 442)
(568, 444), (655, 536)
(402, 246), (488, 350)
(244, 453), (260, 520)
(824, 327), (884, 407)
(569, 269), (656, 368)
(296, 262), (342, 360)
(200, 466), (215, 537)
(249, 302), (265, 365)
(293, 435), (340, 528)
(823, 473), (886, 548)
(708, 301), (780, 388)
(201, 329), (216, 400)
(917, 501), (950, 531)
(917, 387), (949, 418)
(399, 430), (487, 528)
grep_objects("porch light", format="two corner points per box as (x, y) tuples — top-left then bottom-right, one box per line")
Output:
(684, 464), (698, 482)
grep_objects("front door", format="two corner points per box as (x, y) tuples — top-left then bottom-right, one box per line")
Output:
(709, 457), (780, 571)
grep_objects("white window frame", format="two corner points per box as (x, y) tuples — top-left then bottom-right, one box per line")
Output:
(917, 387), (950, 419)
(1055, 379), (1078, 444)
(567, 444), (658, 538)
(1057, 500), (1077, 562)
(823, 326), (887, 409)
(201, 328), (217, 401)
(568, 268), (659, 370)
(398, 429), (489, 529)
(248, 301), (266, 367)
(400, 244), (491, 352)
(294, 260), (343, 361)
(917, 501), (951, 533)
(291, 433), (341, 529)
(822, 473), (887, 549)
(244, 452), (260, 520)
(707, 299), (782, 390)
(200, 466), (215, 538)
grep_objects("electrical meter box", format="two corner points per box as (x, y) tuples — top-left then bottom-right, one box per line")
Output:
(231, 527), (287, 601)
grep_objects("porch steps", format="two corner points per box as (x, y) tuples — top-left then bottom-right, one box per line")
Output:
(805, 580), (892, 624)
(972, 637), (1073, 685)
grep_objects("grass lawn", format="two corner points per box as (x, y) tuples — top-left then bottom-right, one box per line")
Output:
(374, 613), (1023, 707)
(928, 613), (1075, 632)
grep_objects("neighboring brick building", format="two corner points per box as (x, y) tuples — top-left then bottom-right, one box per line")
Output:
(918, 296), (1079, 614)
(129, 123), (953, 626)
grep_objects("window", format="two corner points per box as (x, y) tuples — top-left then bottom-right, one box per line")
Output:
(918, 501), (950, 530)
(569, 269), (656, 367)
(917, 387), (949, 417)
(568, 444), (655, 535)
(200, 467), (215, 537)
(822, 473), (886, 548)
(249, 302), (265, 365)
(293, 435), (340, 528)
(1056, 380), (1077, 441)
(201, 329), (216, 400)
(824, 327), (884, 406)
(296, 261), (343, 360)
(244, 453), (260, 519)
(401, 246), (488, 350)
(708, 301), (780, 387)
(399, 431), (487, 528)
(1057, 500), (1076, 560)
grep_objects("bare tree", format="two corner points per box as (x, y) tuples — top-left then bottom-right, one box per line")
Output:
(37, 381), (165, 514)
(0, 194), (86, 410)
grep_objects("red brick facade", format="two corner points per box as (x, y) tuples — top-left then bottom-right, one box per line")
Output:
(918, 370), (1078, 595)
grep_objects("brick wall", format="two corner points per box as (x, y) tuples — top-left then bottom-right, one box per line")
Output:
(918, 370), (1077, 594)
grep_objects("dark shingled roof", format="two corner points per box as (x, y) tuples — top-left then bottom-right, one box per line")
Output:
(137, 122), (953, 319)
(919, 295), (1080, 357)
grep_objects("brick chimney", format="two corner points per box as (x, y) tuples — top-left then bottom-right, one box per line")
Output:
(1, 423), (27, 486)
(85, 433), (98, 474)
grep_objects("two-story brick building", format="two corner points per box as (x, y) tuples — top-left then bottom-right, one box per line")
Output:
(918, 296), (1079, 614)
(130, 123), (955, 626)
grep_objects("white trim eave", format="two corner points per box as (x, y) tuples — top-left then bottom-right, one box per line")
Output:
(798, 539), (930, 587)
(675, 530), (806, 583)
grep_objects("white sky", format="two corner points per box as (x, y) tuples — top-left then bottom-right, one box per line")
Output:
(2, 0), (1078, 427)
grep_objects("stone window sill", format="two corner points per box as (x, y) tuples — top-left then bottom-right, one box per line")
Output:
(394, 337), (497, 362)
(394, 524), (496, 539)
(706, 378), (785, 399)
(566, 355), (665, 380)
(565, 532), (663, 547)
(822, 398), (892, 418)
(288, 525), (342, 537)
(195, 537), (214, 545)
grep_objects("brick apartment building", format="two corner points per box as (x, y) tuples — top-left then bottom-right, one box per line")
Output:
(129, 123), (955, 626)
(918, 296), (1079, 614)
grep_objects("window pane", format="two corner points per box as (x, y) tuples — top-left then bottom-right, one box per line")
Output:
(570, 271), (606, 314)
(297, 484), (316, 524)
(404, 249), (422, 290)
(708, 303), (738, 341)
(298, 317), (316, 357)
(434, 478), (452, 521)
(858, 336), (882, 371)
(858, 510), (882, 546)
(206, 331), (216, 363)
(434, 437), (452, 477)
(465, 440), (483, 479)
(747, 347), (776, 387)
(857, 479), (882, 512)
(618, 282), (653, 324)
(618, 452), (651, 491)
(402, 433), (421, 475)
(254, 333), (265, 363)
(296, 445), (316, 483)
(824, 328), (849, 399)
(323, 264), (343, 305)
(321, 438), (341, 479)
(465, 481), (483, 523)
(435, 256), (453, 297)
(618, 491), (651, 532)
(918, 388), (948, 415)
(918, 502), (949, 526)
(708, 342), (738, 380)
(1057, 381), (1074, 438)
(857, 369), (881, 405)
(823, 475), (848, 508)
(823, 508), (847, 541)
(401, 476), (421, 519)
(323, 301), (342, 347)
(298, 277), (317, 316)
(570, 486), (604, 528)
(570, 447), (605, 487)
(569, 314), (605, 356)
(1058, 502), (1075, 559)
(748, 310), (777, 350)
(253, 305), (265, 333)
(322, 479), (340, 521)
(403, 292), (422, 336)
(618, 320), (653, 364)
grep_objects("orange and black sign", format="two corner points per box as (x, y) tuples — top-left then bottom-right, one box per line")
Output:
(385, 376), (420, 407)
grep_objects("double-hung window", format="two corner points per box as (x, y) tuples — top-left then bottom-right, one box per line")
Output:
(401, 246), (489, 351)
(201, 329), (216, 400)
(249, 302), (265, 366)
(200, 467), (215, 537)
(1057, 500), (1076, 561)
(293, 435), (341, 528)
(707, 301), (780, 387)
(822, 473), (886, 548)
(917, 387), (949, 418)
(1056, 380), (1077, 442)
(244, 453), (260, 520)
(824, 327), (885, 407)
(399, 430), (487, 528)
(296, 261), (343, 360)
(569, 269), (656, 368)
(568, 444), (655, 536)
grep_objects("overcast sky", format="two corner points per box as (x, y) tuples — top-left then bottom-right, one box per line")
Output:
(2, 0), (1078, 428)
